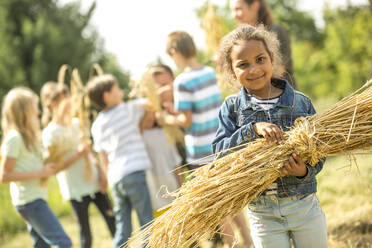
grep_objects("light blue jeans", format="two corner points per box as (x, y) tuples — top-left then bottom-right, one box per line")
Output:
(111, 171), (153, 248)
(247, 193), (328, 248)
(15, 199), (72, 248)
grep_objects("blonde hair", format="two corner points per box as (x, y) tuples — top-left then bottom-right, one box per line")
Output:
(1, 87), (41, 151)
(217, 25), (284, 87)
(40, 82), (69, 127)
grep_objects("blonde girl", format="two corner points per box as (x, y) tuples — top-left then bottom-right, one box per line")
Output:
(40, 82), (115, 248)
(0, 87), (71, 248)
(213, 25), (328, 248)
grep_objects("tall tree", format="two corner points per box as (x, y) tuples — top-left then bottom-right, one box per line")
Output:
(0, 0), (130, 100)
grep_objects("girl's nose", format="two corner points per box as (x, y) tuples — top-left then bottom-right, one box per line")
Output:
(248, 65), (259, 74)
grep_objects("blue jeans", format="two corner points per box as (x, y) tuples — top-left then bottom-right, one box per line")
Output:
(247, 193), (328, 248)
(111, 171), (153, 248)
(15, 199), (72, 248)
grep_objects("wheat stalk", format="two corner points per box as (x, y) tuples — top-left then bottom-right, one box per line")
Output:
(130, 70), (184, 146)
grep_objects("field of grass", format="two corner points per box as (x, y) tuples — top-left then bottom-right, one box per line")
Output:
(1, 154), (371, 247)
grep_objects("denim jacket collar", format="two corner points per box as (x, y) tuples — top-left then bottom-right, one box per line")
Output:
(238, 78), (294, 111)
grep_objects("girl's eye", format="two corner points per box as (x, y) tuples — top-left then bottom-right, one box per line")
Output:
(257, 57), (266, 63)
(237, 62), (248, 68)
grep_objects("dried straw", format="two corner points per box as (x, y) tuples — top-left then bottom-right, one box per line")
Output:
(201, 3), (224, 57)
(124, 79), (372, 248)
(130, 69), (184, 146)
(70, 68), (93, 181)
(49, 65), (93, 181)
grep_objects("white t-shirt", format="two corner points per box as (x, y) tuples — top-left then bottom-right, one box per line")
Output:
(42, 119), (99, 201)
(91, 99), (151, 187)
(1, 130), (48, 206)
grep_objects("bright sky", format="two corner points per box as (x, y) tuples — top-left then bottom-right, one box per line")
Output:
(60, 0), (369, 80)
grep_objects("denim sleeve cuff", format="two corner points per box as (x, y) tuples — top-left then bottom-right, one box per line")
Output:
(295, 164), (315, 182)
(240, 122), (259, 144)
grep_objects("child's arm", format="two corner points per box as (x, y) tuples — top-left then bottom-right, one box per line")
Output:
(98, 151), (109, 169)
(281, 99), (325, 180)
(53, 143), (90, 173)
(92, 152), (108, 192)
(155, 110), (192, 128)
(212, 100), (259, 156)
(0, 156), (55, 183)
(139, 110), (156, 132)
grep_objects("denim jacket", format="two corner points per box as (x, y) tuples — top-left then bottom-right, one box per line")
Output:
(212, 78), (325, 198)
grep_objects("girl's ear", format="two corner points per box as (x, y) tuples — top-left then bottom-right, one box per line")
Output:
(168, 48), (179, 58)
(103, 91), (110, 105)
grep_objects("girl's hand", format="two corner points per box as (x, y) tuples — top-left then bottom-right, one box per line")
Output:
(155, 111), (166, 126)
(281, 153), (308, 177)
(78, 143), (91, 157)
(162, 101), (175, 114)
(42, 163), (57, 177)
(253, 122), (284, 144)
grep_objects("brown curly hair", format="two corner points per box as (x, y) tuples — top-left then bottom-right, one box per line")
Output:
(217, 25), (284, 88)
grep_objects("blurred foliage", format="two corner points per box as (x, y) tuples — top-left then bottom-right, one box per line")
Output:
(0, 0), (130, 102)
(196, 0), (372, 100)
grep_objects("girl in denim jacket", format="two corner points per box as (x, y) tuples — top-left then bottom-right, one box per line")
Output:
(212, 25), (328, 248)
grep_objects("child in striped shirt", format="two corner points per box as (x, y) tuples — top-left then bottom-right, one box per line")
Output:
(86, 75), (153, 248)
(156, 31), (222, 170)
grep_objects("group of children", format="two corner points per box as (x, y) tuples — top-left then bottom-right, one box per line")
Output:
(1, 24), (328, 248)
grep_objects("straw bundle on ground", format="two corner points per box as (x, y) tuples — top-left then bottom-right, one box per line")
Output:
(124, 79), (372, 248)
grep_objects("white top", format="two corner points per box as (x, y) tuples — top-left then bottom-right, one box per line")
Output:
(250, 95), (279, 194)
(42, 119), (99, 201)
(142, 128), (181, 209)
(1, 130), (48, 206)
(91, 99), (151, 187)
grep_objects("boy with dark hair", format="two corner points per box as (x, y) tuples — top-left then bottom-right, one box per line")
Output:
(86, 74), (153, 248)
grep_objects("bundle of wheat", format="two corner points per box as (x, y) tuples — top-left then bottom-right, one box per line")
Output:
(70, 68), (93, 181)
(201, 3), (224, 57)
(124, 79), (372, 248)
(201, 4), (239, 97)
(130, 69), (184, 146)
(47, 64), (94, 182)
